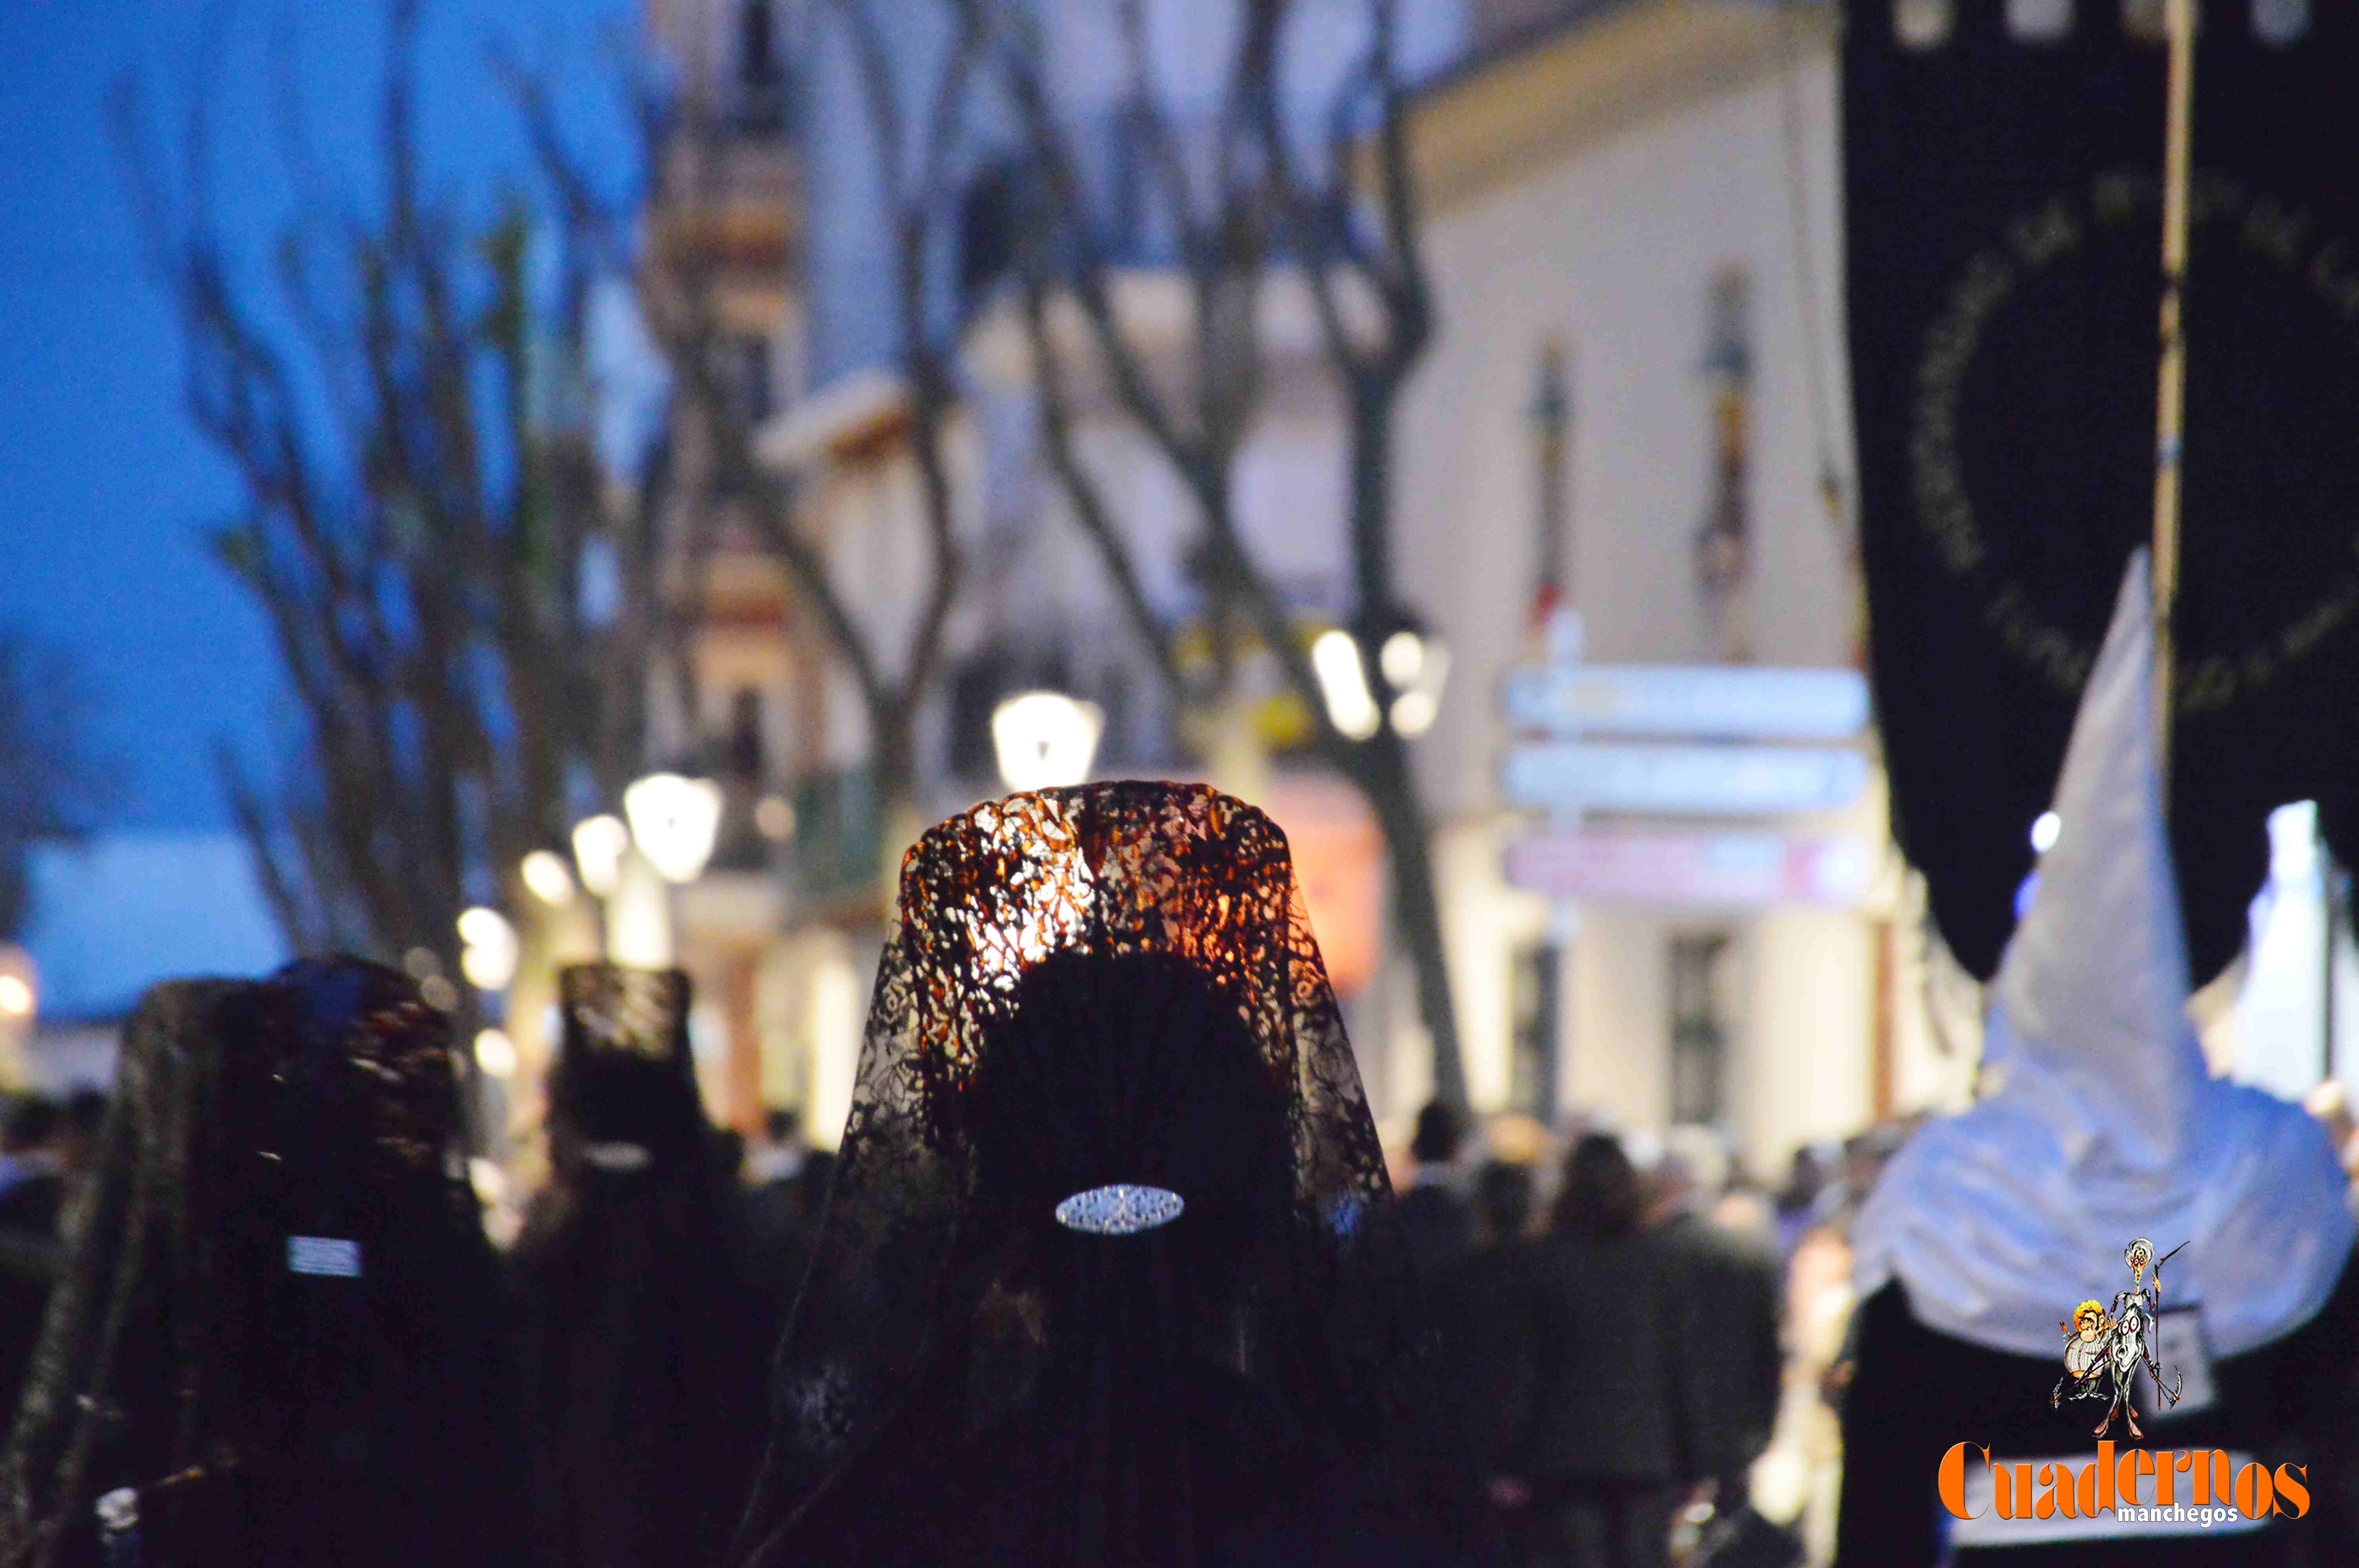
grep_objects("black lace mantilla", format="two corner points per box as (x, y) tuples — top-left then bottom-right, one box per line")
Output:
(0, 959), (519, 1567)
(730, 782), (1433, 1567)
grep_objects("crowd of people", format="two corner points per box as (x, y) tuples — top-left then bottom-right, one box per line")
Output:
(1387, 1099), (1927, 1568)
(0, 777), (2350, 1567)
(0, 1089), (107, 1414)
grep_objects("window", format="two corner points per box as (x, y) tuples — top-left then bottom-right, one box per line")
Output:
(1510, 942), (1559, 1120)
(1894, 0), (1953, 49)
(1668, 933), (1733, 1125)
(947, 647), (1015, 782)
(734, 336), (773, 424)
(739, 0), (777, 86)
(725, 687), (765, 779)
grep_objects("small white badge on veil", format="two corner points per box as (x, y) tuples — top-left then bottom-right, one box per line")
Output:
(1055, 1184), (1185, 1236)
(287, 1236), (362, 1277)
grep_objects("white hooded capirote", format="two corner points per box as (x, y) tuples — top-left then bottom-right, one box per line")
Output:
(1853, 550), (2354, 1360)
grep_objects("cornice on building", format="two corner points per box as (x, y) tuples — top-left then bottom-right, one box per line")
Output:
(1406, 0), (1836, 216)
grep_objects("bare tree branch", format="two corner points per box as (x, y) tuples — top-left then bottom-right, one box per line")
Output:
(986, 0), (1462, 1102)
(116, 3), (674, 975)
(1020, 276), (1187, 696)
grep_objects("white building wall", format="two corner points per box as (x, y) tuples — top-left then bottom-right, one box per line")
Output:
(1395, 33), (1885, 1173)
(1398, 48), (1852, 821)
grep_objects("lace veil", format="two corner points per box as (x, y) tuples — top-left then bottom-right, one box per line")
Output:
(513, 962), (767, 1566)
(730, 782), (1436, 1566)
(0, 958), (519, 1567)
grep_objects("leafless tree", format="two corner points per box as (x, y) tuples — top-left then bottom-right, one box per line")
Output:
(0, 636), (114, 942)
(513, 0), (987, 878)
(984, 0), (1465, 1103)
(114, 0), (671, 976)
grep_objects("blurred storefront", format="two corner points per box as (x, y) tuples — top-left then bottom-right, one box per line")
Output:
(1390, 0), (1980, 1178)
(603, 0), (2356, 1172)
(1389, 0), (2356, 1180)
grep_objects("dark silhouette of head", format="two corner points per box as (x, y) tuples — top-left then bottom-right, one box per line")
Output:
(2, 1093), (58, 1154)
(1474, 1160), (1533, 1243)
(55, 1088), (107, 1175)
(1409, 1100), (1463, 1166)
(1552, 1132), (1642, 1241)
(544, 964), (707, 1176)
(964, 947), (1294, 1303)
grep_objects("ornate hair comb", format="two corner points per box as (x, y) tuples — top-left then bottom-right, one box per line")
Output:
(1054, 1183), (1184, 1236)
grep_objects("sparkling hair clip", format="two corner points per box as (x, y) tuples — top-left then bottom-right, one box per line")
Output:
(1054, 1183), (1184, 1236)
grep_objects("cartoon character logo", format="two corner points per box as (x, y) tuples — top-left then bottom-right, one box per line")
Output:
(2052, 1238), (2185, 1439)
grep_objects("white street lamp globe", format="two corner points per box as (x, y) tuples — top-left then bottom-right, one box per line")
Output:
(0, 946), (33, 1021)
(1388, 689), (1439, 737)
(1310, 630), (1383, 741)
(1382, 630), (1449, 739)
(1379, 630), (1425, 689)
(625, 773), (725, 884)
(456, 906), (521, 992)
(521, 849), (576, 906)
(473, 1027), (518, 1081)
(992, 692), (1106, 791)
(572, 814), (631, 897)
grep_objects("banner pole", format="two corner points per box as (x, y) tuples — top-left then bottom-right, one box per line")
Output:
(2152, 0), (2197, 791)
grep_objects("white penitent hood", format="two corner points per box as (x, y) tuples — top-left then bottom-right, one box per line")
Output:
(1854, 551), (2352, 1359)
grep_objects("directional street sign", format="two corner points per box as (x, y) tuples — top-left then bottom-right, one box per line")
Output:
(1501, 741), (1868, 815)
(1504, 830), (1873, 907)
(1502, 664), (1870, 740)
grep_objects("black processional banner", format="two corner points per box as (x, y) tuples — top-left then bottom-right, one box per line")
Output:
(1844, 0), (2359, 983)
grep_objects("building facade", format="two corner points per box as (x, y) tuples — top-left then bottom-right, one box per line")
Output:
(1392, 0), (1975, 1177)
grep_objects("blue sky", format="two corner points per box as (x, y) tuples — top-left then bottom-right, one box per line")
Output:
(0, 0), (636, 830)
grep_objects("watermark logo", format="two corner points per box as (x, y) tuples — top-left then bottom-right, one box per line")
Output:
(1935, 1240), (2308, 1542)
(2051, 1236), (2183, 1439)
(1939, 1441), (2308, 1530)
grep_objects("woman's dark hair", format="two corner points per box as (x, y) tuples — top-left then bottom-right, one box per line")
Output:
(1550, 1133), (1643, 1241)
(1, 1094), (58, 1151)
(1409, 1100), (1463, 1165)
(542, 965), (707, 1169)
(1474, 1160), (1533, 1242)
(0, 960), (523, 1566)
(513, 964), (768, 1568)
(961, 947), (1298, 1340)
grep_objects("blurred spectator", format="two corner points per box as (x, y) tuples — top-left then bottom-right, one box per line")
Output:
(711, 1125), (747, 1186)
(1435, 1160), (1541, 1545)
(0, 1095), (61, 1212)
(1747, 1216), (1854, 1565)
(1710, 1185), (1779, 1252)
(1648, 1132), (1781, 1532)
(511, 967), (767, 1567)
(2305, 1080), (2359, 1201)
(740, 1108), (828, 1330)
(1514, 1133), (1688, 1568)
(1772, 1145), (1827, 1256)
(1812, 1128), (1900, 1242)
(1401, 1099), (1474, 1283)
(1485, 1112), (1552, 1169)
(746, 1106), (805, 1186)
(0, 1094), (66, 1420)
(2306, 1079), (2355, 1140)
(55, 1087), (106, 1179)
